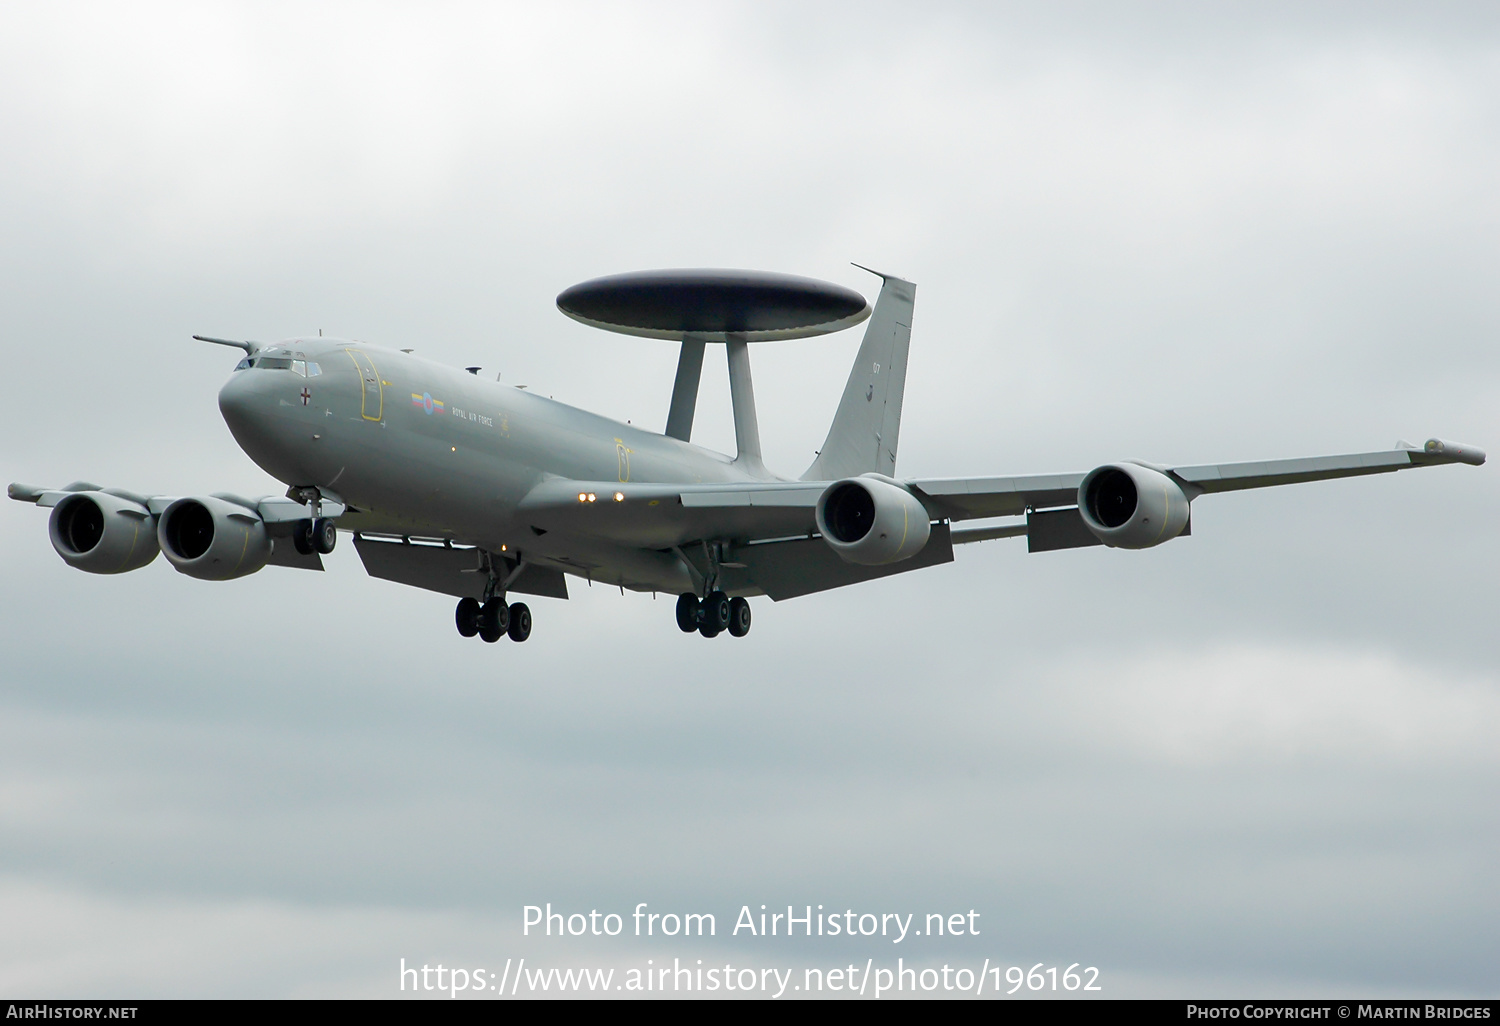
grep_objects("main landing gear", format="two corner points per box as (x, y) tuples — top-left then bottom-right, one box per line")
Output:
(455, 597), (531, 643)
(676, 541), (751, 639)
(676, 591), (751, 639)
(454, 548), (533, 644)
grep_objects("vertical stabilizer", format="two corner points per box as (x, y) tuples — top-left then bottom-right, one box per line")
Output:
(801, 271), (915, 481)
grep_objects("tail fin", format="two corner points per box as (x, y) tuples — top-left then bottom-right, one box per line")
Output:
(801, 270), (915, 481)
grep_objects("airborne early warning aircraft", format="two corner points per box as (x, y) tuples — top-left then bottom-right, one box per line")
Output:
(9, 268), (1485, 643)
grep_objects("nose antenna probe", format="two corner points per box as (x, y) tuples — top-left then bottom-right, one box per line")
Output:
(193, 335), (256, 353)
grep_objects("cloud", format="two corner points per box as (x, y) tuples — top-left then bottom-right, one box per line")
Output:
(0, 0), (1496, 998)
(1061, 645), (1500, 767)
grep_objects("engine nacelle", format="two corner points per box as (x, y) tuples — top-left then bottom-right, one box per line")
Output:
(158, 496), (272, 581)
(47, 491), (159, 574)
(1078, 463), (1191, 549)
(815, 476), (932, 566)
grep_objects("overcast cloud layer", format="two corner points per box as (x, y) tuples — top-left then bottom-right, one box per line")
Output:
(1, 1), (1496, 999)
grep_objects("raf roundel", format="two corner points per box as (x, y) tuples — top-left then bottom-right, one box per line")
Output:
(555, 268), (871, 342)
(411, 392), (445, 416)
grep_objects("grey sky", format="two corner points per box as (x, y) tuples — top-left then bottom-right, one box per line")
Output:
(0, 1), (1496, 998)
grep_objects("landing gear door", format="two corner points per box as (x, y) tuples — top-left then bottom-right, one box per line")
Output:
(345, 350), (384, 421)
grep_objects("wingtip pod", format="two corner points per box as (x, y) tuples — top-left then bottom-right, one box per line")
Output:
(1423, 438), (1486, 466)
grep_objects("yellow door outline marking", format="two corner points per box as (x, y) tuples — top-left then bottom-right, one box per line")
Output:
(345, 349), (384, 421)
(615, 438), (633, 482)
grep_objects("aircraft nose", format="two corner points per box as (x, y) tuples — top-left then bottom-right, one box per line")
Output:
(217, 369), (265, 435)
(217, 364), (324, 484)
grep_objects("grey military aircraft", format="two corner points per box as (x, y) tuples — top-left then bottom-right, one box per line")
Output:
(8, 267), (1486, 643)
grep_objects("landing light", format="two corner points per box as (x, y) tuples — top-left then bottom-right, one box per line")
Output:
(587, 493), (597, 502)
(614, 492), (624, 502)
(578, 493), (588, 503)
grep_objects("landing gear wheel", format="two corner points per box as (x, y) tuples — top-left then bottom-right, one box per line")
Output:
(313, 517), (337, 554)
(675, 593), (700, 633)
(699, 620), (722, 638)
(478, 598), (509, 643)
(455, 597), (480, 638)
(507, 602), (532, 642)
(728, 597), (751, 637)
(702, 591), (731, 633)
(292, 519), (315, 556)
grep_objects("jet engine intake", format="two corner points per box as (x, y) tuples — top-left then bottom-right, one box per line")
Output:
(47, 491), (159, 574)
(158, 496), (272, 580)
(815, 476), (932, 565)
(1078, 463), (1191, 549)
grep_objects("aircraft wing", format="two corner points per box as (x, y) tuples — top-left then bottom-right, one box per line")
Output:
(7, 481), (333, 570)
(516, 438), (1483, 554)
(516, 478), (825, 548)
(907, 438), (1486, 522)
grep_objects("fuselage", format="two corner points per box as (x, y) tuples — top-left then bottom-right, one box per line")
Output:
(217, 337), (768, 559)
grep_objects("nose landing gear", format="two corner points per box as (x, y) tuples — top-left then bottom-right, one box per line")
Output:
(288, 488), (340, 556)
(292, 517), (338, 555)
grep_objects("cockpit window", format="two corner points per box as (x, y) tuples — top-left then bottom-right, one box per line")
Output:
(238, 354), (322, 373)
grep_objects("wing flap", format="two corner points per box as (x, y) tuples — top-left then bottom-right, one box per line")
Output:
(950, 522), (1028, 544)
(1025, 508), (1104, 552)
(678, 486), (823, 509)
(908, 473), (1083, 521)
(353, 535), (568, 600)
(267, 541), (324, 571)
(735, 523), (954, 600)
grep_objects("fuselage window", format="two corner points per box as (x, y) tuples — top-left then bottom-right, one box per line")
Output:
(234, 357), (251, 371)
(257, 357), (293, 370)
(306, 362), (321, 377)
(292, 360), (306, 376)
